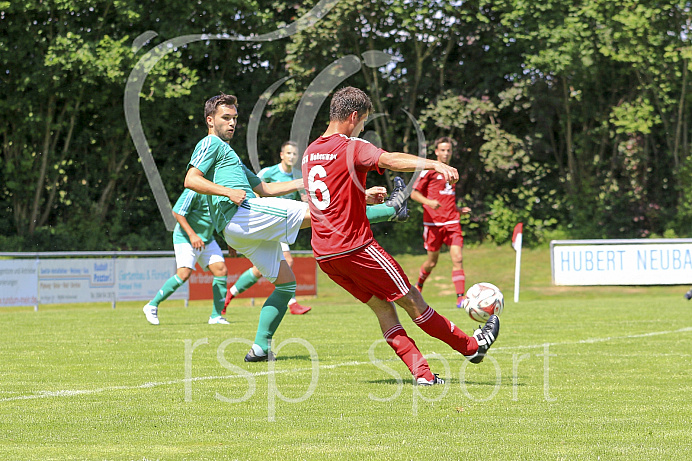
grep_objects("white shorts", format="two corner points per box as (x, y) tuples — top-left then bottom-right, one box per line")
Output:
(174, 239), (225, 271)
(223, 197), (307, 282)
(280, 242), (290, 252)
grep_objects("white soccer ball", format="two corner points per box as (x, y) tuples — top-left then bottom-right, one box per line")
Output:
(462, 282), (504, 322)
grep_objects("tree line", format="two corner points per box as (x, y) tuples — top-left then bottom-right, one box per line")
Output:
(1, 0), (690, 253)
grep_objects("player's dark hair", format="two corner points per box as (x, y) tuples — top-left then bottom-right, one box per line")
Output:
(204, 93), (238, 126)
(433, 136), (456, 151)
(280, 140), (297, 151)
(329, 87), (373, 122)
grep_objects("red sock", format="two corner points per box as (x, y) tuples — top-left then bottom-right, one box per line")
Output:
(452, 269), (465, 297)
(383, 324), (434, 381)
(416, 268), (431, 290)
(413, 306), (478, 355)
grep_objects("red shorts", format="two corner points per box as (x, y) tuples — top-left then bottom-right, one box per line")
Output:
(318, 241), (411, 303)
(423, 223), (463, 252)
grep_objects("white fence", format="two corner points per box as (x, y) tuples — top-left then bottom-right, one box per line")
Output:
(550, 239), (692, 286)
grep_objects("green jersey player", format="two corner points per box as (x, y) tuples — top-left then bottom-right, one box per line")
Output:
(142, 188), (229, 325)
(184, 94), (311, 362)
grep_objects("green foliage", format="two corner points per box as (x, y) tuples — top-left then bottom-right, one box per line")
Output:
(673, 154), (692, 237)
(1, 0), (691, 250)
(609, 97), (660, 135)
(485, 188), (561, 246)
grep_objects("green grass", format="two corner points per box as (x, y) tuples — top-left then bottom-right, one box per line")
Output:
(1, 245), (691, 460)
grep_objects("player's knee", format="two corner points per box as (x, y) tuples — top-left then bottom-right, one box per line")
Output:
(398, 288), (427, 319)
(175, 267), (192, 283)
(210, 262), (227, 277)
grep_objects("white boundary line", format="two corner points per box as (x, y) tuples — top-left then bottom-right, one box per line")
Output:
(492, 326), (692, 351)
(0, 361), (365, 403)
(2, 327), (691, 403)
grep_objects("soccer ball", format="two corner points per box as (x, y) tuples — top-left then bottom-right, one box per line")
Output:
(461, 282), (504, 322)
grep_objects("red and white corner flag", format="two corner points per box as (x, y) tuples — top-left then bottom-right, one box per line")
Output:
(512, 223), (523, 303)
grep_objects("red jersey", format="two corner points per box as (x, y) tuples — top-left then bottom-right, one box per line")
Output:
(302, 133), (385, 260)
(413, 169), (460, 226)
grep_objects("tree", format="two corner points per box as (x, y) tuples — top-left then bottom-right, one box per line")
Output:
(489, 0), (692, 237)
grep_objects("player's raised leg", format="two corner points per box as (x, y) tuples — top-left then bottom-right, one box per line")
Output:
(364, 176), (410, 223)
(318, 241), (445, 384)
(366, 296), (441, 385)
(395, 286), (500, 364)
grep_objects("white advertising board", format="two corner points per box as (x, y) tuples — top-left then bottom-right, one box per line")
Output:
(39, 258), (116, 304)
(0, 253), (192, 307)
(551, 239), (692, 286)
(0, 259), (39, 307)
(116, 257), (186, 301)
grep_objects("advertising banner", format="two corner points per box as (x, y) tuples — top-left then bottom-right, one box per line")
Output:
(551, 239), (692, 286)
(39, 258), (116, 304)
(189, 257), (317, 300)
(116, 257), (186, 301)
(0, 259), (39, 307)
(0, 254), (316, 306)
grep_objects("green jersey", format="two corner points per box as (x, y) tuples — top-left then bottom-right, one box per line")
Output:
(188, 134), (261, 233)
(258, 164), (301, 201)
(171, 188), (215, 245)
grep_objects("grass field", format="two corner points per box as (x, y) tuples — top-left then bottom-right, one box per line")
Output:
(1, 245), (691, 460)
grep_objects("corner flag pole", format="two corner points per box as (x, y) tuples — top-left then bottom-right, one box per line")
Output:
(512, 223), (523, 303)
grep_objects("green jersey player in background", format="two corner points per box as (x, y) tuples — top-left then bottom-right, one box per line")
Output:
(142, 188), (230, 325)
(258, 141), (302, 201)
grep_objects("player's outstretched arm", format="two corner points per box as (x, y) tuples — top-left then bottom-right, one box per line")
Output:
(184, 167), (247, 205)
(378, 152), (458, 185)
(253, 178), (304, 198)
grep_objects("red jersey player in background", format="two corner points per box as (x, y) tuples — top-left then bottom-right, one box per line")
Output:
(411, 137), (471, 307)
(302, 87), (499, 385)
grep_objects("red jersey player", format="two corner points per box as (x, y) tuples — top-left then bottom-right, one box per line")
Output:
(411, 137), (471, 307)
(302, 87), (499, 385)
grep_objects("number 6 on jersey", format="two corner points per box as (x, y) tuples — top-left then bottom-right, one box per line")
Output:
(307, 165), (331, 210)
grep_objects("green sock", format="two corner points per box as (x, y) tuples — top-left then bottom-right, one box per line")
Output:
(211, 276), (227, 318)
(253, 281), (296, 353)
(150, 275), (184, 307)
(234, 268), (260, 294)
(366, 203), (395, 223)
